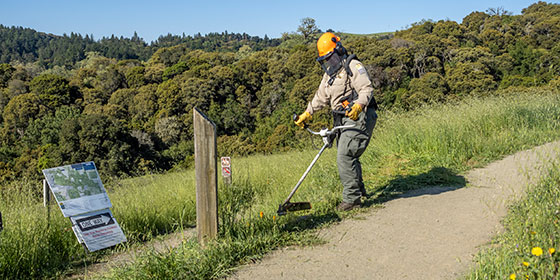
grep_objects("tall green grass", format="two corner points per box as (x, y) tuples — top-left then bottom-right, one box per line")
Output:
(2, 89), (560, 279)
(466, 160), (560, 279)
(0, 179), (85, 279)
(367, 89), (560, 192)
(110, 172), (197, 241)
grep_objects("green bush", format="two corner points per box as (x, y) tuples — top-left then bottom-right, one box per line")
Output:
(29, 74), (71, 110)
(402, 72), (448, 108)
(500, 74), (538, 88)
(162, 61), (189, 81)
(445, 62), (497, 95)
(549, 76), (560, 91)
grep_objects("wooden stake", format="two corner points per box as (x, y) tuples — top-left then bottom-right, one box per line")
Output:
(193, 107), (218, 244)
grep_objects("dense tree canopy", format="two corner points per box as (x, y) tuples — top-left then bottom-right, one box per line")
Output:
(0, 2), (559, 182)
(0, 26), (280, 68)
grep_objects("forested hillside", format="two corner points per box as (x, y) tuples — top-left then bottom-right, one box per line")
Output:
(0, 25), (280, 68)
(0, 2), (559, 183)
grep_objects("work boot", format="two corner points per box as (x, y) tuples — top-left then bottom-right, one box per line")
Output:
(360, 186), (369, 198)
(337, 201), (361, 211)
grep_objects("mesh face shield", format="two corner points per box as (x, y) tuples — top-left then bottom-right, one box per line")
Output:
(317, 51), (343, 77)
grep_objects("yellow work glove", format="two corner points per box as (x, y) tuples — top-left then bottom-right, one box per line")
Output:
(346, 103), (363, 121)
(294, 111), (312, 128)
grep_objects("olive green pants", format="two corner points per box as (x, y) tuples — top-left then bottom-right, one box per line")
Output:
(337, 108), (377, 204)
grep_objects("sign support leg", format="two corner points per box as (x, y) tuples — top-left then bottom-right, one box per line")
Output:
(43, 180), (50, 228)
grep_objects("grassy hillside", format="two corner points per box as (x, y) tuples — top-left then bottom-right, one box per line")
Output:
(1, 89), (560, 279)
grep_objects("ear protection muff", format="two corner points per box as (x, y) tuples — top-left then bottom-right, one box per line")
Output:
(332, 37), (347, 56)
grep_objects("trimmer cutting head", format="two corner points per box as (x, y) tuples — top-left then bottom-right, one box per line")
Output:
(277, 202), (312, 216)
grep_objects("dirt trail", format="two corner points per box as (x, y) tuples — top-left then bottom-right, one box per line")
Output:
(230, 141), (560, 280)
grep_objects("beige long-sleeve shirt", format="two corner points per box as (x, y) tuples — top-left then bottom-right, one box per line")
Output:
(306, 59), (374, 114)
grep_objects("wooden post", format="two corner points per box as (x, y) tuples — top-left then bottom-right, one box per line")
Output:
(193, 107), (218, 244)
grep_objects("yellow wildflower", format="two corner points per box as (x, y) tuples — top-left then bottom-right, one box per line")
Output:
(523, 261), (529, 267)
(550, 248), (556, 254)
(532, 247), (543, 256)
(259, 211), (264, 218)
(530, 231), (537, 235)
(509, 273), (516, 280)
(273, 215), (276, 221)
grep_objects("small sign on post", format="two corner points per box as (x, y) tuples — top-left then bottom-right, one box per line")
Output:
(221, 157), (232, 185)
(193, 107), (218, 245)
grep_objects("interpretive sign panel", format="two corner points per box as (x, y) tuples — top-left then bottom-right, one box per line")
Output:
(70, 209), (127, 252)
(42, 161), (111, 217)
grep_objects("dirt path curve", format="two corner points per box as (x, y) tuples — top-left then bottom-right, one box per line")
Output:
(230, 141), (560, 280)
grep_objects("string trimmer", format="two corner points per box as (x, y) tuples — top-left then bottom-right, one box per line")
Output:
(277, 114), (355, 216)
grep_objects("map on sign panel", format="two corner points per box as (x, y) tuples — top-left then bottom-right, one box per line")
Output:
(42, 162), (112, 217)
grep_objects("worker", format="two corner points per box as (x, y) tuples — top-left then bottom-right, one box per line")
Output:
(294, 32), (378, 211)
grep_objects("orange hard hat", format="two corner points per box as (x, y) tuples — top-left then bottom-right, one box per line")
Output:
(317, 32), (340, 58)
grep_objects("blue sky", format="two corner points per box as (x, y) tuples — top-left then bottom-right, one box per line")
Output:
(0, 0), (544, 43)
